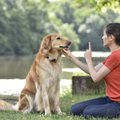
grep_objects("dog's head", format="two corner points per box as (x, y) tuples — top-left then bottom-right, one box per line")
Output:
(40, 33), (71, 51)
(40, 33), (71, 62)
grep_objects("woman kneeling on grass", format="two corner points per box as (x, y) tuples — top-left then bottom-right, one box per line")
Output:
(63, 23), (120, 118)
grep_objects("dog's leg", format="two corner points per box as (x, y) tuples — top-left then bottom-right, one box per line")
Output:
(35, 86), (43, 112)
(53, 80), (63, 115)
(36, 85), (51, 115)
(23, 95), (34, 113)
(41, 85), (51, 115)
(43, 94), (51, 115)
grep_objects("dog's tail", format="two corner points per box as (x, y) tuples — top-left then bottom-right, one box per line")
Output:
(0, 100), (15, 111)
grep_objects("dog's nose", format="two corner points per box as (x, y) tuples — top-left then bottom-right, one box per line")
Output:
(67, 41), (72, 46)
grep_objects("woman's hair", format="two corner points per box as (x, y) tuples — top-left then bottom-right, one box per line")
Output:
(105, 23), (120, 45)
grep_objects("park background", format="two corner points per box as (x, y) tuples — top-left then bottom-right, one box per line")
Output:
(0, 0), (120, 79)
(0, 0), (120, 120)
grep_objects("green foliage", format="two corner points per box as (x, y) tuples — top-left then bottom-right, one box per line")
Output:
(72, 71), (88, 76)
(76, 0), (120, 12)
(0, 0), (120, 55)
(0, 35), (13, 55)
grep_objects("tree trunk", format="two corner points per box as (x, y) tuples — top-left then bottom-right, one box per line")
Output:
(72, 76), (104, 95)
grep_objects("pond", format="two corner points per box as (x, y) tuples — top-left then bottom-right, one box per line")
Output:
(0, 53), (107, 79)
(0, 56), (77, 79)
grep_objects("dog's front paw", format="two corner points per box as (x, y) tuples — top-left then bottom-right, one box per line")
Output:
(54, 108), (65, 115)
(23, 108), (32, 114)
(45, 109), (51, 115)
(45, 112), (51, 116)
(57, 111), (66, 115)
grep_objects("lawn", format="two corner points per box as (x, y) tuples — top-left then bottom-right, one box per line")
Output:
(0, 92), (120, 120)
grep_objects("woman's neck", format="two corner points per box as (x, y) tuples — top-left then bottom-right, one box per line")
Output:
(109, 44), (120, 52)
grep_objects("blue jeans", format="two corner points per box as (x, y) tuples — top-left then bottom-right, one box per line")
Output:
(70, 96), (120, 118)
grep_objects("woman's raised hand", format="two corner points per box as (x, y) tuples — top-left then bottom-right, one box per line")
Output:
(84, 42), (92, 60)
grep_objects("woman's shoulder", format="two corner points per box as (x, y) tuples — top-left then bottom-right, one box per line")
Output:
(110, 49), (120, 59)
(112, 49), (120, 55)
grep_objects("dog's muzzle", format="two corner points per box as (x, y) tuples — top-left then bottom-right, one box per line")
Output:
(60, 41), (71, 49)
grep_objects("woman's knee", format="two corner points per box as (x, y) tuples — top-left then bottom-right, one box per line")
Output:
(70, 103), (84, 116)
(83, 106), (93, 117)
(83, 105), (104, 118)
(70, 104), (78, 115)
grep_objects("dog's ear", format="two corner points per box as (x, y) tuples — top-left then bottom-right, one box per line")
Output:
(40, 35), (52, 51)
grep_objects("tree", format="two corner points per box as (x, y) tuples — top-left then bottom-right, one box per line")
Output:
(76, 0), (120, 12)
(0, 0), (120, 55)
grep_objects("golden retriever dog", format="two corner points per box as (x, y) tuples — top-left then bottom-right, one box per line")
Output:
(0, 33), (71, 115)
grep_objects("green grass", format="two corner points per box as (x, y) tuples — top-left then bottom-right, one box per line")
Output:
(0, 93), (120, 120)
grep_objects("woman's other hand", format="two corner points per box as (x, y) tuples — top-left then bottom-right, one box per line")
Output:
(84, 42), (92, 61)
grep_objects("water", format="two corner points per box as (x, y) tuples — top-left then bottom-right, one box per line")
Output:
(0, 52), (109, 79)
(0, 79), (71, 96)
(0, 56), (34, 79)
(0, 56), (76, 79)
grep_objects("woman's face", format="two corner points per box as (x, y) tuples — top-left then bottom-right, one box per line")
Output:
(102, 30), (112, 48)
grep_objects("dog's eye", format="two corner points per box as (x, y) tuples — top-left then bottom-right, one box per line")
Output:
(56, 37), (61, 40)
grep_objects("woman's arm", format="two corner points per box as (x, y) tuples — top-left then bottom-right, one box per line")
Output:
(62, 49), (103, 74)
(63, 49), (89, 73)
(84, 42), (111, 82)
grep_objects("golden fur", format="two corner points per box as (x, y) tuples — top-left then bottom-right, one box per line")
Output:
(0, 33), (71, 115)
